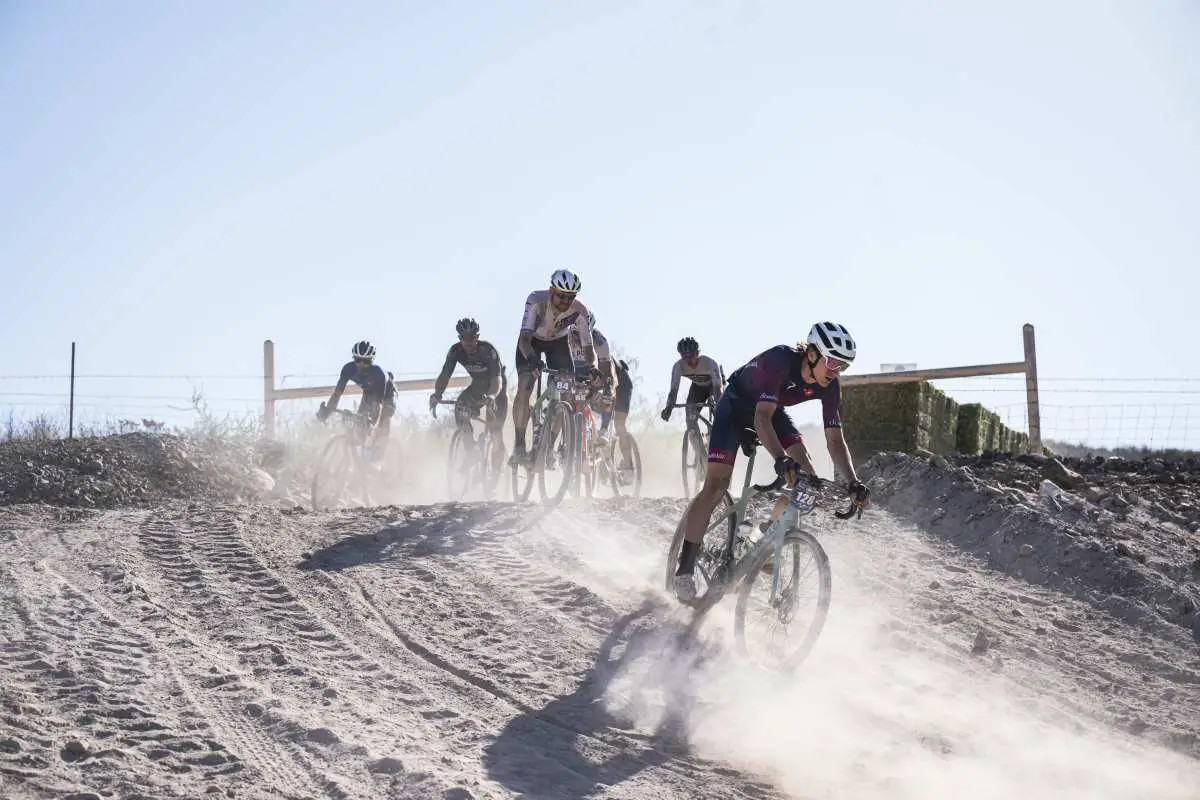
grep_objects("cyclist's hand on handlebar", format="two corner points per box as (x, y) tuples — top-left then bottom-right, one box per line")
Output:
(848, 479), (871, 508)
(774, 455), (798, 480)
(660, 407), (671, 422)
(428, 393), (439, 413)
(316, 402), (331, 422)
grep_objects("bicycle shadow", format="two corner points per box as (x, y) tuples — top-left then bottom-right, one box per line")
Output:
(482, 596), (743, 799)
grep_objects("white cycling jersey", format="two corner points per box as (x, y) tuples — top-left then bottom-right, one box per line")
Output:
(665, 354), (725, 410)
(669, 355), (724, 391)
(519, 290), (593, 347)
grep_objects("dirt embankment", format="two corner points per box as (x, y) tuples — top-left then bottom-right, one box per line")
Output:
(0, 432), (278, 509)
(860, 450), (1200, 642)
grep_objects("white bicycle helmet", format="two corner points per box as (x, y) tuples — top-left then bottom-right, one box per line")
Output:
(550, 268), (582, 293)
(806, 322), (856, 362)
(351, 340), (377, 360)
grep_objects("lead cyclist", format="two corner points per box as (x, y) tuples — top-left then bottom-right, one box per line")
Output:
(670, 322), (872, 603)
(511, 268), (599, 464)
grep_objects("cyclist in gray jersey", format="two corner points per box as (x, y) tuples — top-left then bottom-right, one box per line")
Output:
(661, 337), (725, 425)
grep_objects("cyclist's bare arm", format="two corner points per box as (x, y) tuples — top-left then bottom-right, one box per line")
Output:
(754, 400), (815, 475)
(517, 331), (535, 359)
(708, 359), (725, 403)
(433, 346), (458, 397)
(825, 426), (858, 484)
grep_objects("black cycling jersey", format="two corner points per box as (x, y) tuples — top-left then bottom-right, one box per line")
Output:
(434, 339), (506, 396)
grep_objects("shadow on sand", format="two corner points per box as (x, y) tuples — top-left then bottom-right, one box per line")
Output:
(482, 597), (774, 799)
(295, 500), (561, 572)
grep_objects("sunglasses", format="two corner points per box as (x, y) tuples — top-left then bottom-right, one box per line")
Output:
(823, 356), (851, 374)
(550, 289), (577, 303)
(354, 357), (372, 366)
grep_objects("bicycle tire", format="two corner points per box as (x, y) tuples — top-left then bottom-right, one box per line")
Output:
(624, 434), (643, 497)
(732, 527), (832, 673)
(311, 434), (365, 511)
(536, 401), (577, 506)
(681, 423), (707, 497)
(664, 490), (735, 600)
(446, 426), (474, 500)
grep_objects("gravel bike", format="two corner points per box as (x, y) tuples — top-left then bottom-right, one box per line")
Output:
(664, 431), (863, 672)
(433, 396), (501, 500)
(670, 398), (716, 497)
(511, 362), (579, 506)
(311, 405), (378, 510)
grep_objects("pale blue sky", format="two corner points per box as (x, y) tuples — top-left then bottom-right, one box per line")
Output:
(2, 0), (1198, 446)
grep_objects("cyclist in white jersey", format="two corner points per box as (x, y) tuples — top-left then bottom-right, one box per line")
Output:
(511, 268), (598, 463)
(661, 336), (725, 425)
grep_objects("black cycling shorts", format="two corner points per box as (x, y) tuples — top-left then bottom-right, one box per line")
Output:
(614, 369), (633, 414)
(685, 383), (712, 409)
(515, 337), (573, 375)
(456, 380), (508, 428)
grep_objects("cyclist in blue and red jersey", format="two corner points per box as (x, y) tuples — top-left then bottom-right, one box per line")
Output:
(671, 321), (872, 603)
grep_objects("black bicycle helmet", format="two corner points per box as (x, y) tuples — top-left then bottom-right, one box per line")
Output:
(677, 336), (699, 357)
(456, 317), (480, 336)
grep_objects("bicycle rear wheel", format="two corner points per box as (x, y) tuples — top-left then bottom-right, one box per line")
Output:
(663, 490), (735, 605)
(733, 527), (832, 673)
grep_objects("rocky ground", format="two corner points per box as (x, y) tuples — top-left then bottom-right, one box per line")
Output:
(0, 432), (280, 509)
(860, 450), (1200, 643)
(0, 433), (1197, 798)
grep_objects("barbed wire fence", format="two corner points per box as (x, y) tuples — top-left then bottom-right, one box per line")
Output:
(3, 369), (1200, 452)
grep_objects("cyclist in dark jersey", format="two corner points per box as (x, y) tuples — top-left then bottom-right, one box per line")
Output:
(671, 321), (872, 603)
(429, 318), (509, 469)
(316, 339), (397, 462)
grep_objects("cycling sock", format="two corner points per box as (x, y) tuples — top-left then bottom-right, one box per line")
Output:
(676, 540), (698, 576)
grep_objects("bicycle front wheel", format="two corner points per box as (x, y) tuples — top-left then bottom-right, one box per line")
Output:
(681, 424), (707, 497)
(446, 427), (474, 500)
(733, 527), (832, 673)
(536, 401), (576, 506)
(311, 434), (367, 510)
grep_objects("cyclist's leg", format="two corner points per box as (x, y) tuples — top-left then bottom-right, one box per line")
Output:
(542, 337), (574, 442)
(512, 340), (545, 458)
(678, 393), (741, 566)
(488, 378), (509, 470)
(357, 396), (390, 462)
(458, 382), (489, 431)
(614, 370), (634, 467)
(684, 383), (711, 427)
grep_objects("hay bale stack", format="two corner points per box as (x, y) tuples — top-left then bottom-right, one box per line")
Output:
(842, 382), (959, 462)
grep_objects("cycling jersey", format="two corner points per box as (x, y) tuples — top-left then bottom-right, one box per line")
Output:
(665, 354), (724, 409)
(520, 290), (594, 347)
(434, 340), (506, 396)
(725, 344), (842, 427)
(332, 361), (395, 406)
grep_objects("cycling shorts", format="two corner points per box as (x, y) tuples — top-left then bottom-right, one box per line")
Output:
(456, 380), (509, 428)
(707, 390), (803, 465)
(515, 337), (574, 375)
